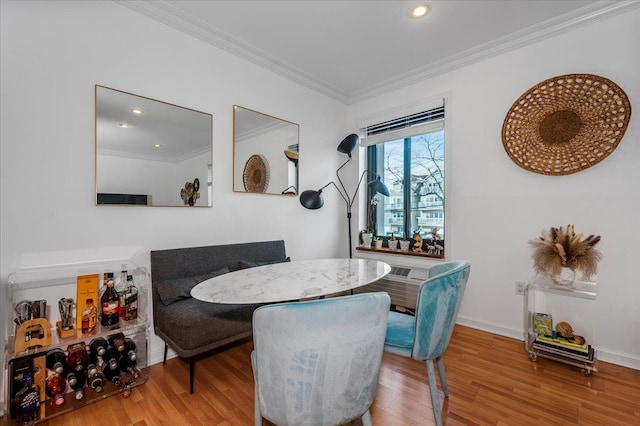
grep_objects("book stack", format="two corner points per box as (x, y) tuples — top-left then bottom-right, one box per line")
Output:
(531, 313), (594, 362)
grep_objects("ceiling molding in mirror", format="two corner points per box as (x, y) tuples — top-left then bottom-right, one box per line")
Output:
(233, 105), (299, 196)
(95, 85), (213, 207)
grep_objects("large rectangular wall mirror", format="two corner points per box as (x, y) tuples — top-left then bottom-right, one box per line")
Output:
(233, 105), (299, 195)
(95, 85), (213, 207)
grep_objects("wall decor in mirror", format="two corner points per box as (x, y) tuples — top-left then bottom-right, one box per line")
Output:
(95, 85), (213, 207)
(233, 105), (299, 195)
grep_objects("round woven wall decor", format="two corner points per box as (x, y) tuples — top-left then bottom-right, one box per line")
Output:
(243, 154), (270, 193)
(502, 73), (631, 175)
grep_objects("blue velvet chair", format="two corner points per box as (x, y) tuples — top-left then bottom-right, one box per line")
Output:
(251, 292), (391, 426)
(384, 260), (471, 426)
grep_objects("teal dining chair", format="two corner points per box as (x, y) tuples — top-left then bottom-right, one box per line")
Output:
(251, 292), (391, 426)
(384, 260), (471, 426)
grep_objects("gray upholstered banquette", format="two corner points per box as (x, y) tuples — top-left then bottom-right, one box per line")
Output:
(150, 240), (288, 393)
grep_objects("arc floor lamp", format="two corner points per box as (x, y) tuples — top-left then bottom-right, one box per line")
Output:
(299, 134), (389, 258)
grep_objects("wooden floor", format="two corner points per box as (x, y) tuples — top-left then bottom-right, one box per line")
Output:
(28, 325), (640, 425)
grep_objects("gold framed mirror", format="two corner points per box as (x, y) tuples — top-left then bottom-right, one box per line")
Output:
(233, 105), (299, 195)
(95, 85), (213, 207)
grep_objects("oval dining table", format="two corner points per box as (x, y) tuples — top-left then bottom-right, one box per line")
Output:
(191, 258), (390, 304)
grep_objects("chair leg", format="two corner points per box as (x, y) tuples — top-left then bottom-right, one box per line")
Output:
(436, 356), (449, 398)
(426, 359), (443, 426)
(163, 343), (168, 364)
(189, 358), (195, 394)
(254, 382), (262, 426)
(361, 409), (373, 426)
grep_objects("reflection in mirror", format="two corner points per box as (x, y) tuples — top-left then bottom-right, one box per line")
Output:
(233, 106), (299, 195)
(95, 85), (213, 206)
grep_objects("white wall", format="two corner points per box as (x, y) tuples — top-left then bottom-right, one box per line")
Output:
(349, 9), (640, 368)
(0, 0), (352, 385)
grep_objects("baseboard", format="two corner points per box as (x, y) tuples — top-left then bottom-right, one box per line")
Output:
(456, 315), (640, 371)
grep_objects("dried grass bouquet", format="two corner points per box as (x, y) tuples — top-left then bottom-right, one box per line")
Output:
(528, 224), (602, 280)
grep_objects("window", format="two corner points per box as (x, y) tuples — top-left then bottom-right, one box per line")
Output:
(364, 105), (445, 250)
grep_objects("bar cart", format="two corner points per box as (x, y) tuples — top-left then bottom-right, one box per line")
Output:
(524, 275), (597, 376)
(4, 260), (149, 425)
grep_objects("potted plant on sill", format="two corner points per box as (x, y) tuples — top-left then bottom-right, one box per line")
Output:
(372, 234), (383, 250)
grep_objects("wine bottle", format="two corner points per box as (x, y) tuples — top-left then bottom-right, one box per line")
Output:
(64, 369), (78, 388)
(87, 367), (105, 393)
(13, 373), (40, 424)
(89, 337), (108, 357)
(124, 337), (137, 362)
(67, 342), (88, 372)
(100, 273), (119, 327)
(102, 364), (122, 387)
(45, 348), (67, 374)
(103, 345), (119, 371)
(117, 352), (141, 380)
(117, 269), (128, 318)
(108, 332), (126, 353)
(45, 374), (67, 406)
(70, 370), (86, 400)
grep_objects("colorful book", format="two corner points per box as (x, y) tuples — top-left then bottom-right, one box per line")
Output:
(536, 334), (589, 352)
(532, 312), (553, 337)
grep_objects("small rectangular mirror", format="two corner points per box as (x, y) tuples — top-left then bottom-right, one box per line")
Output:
(95, 85), (213, 207)
(233, 105), (299, 195)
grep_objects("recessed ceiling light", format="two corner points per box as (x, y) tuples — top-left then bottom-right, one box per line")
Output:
(130, 108), (144, 115)
(412, 5), (430, 18)
(154, 144), (161, 148)
(118, 123), (131, 128)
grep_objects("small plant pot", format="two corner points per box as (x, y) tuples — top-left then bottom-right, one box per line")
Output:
(388, 240), (398, 250)
(399, 240), (410, 251)
(374, 240), (383, 249)
(362, 233), (372, 248)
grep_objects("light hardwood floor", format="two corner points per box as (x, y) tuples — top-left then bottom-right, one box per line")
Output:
(28, 325), (640, 425)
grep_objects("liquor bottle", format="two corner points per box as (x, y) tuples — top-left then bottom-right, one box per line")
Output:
(81, 298), (98, 334)
(70, 370), (86, 400)
(124, 337), (137, 362)
(102, 364), (122, 387)
(108, 332), (126, 353)
(67, 342), (88, 372)
(64, 368), (78, 388)
(45, 348), (67, 374)
(45, 374), (67, 406)
(103, 345), (119, 371)
(117, 269), (127, 318)
(86, 350), (99, 378)
(123, 274), (138, 321)
(100, 273), (119, 327)
(89, 337), (108, 357)
(117, 352), (141, 380)
(87, 367), (105, 393)
(12, 373), (40, 424)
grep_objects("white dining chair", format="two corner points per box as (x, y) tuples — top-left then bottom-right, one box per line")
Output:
(251, 292), (391, 426)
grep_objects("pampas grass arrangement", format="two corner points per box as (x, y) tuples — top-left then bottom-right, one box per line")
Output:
(529, 224), (602, 281)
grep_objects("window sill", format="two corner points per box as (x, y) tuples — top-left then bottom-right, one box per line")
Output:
(355, 246), (444, 260)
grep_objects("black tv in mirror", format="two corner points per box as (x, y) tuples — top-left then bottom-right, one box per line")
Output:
(97, 193), (148, 205)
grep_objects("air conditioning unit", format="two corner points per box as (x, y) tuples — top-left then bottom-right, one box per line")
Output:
(354, 264), (431, 310)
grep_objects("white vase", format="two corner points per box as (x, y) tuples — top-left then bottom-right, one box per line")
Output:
(552, 267), (576, 286)
(362, 233), (372, 248)
(388, 240), (398, 250)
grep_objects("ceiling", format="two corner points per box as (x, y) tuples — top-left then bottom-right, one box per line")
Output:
(117, 0), (636, 104)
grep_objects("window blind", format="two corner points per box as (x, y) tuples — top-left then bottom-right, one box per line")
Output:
(360, 105), (445, 146)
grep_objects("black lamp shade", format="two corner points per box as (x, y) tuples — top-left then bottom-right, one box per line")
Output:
(337, 134), (359, 157)
(300, 190), (324, 209)
(368, 176), (390, 196)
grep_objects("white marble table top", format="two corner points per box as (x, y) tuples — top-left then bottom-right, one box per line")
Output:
(191, 258), (390, 304)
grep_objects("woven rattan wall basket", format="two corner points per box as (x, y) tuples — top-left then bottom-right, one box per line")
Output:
(502, 73), (631, 176)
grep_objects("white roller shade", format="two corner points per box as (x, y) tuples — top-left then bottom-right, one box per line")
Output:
(360, 104), (445, 147)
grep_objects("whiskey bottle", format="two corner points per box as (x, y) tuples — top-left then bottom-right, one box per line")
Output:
(117, 269), (127, 318)
(64, 369), (78, 388)
(117, 352), (141, 379)
(13, 373), (40, 424)
(45, 348), (67, 374)
(45, 374), (67, 406)
(67, 342), (88, 372)
(70, 370), (86, 400)
(100, 273), (119, 326)
(123, 274), (138, 321)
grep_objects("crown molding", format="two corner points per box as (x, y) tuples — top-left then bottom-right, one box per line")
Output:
(114, 0), (640, 105)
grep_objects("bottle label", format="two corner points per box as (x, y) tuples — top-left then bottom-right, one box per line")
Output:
(102, 301), (119, 315)
(18, 388), (40, 417)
